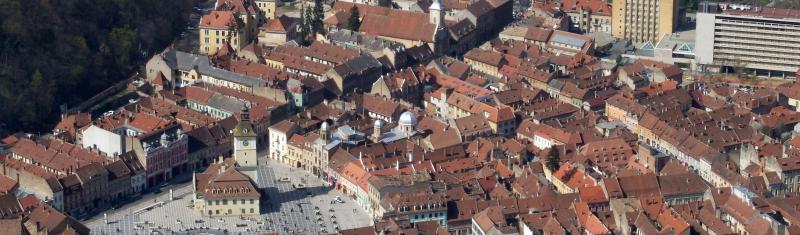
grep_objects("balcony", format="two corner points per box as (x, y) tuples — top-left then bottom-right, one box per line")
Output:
(714, 52), (800, 66)
(715, 31), (800, 43)
(714, 42), (800, 54)
(715, 25), (800, 37)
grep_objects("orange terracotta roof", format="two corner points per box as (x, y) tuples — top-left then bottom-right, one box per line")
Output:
(465, 48), (505, 67)
(431, 70), (494, 97)
(200, 11), (238, 29)
(0, 175), (17, 194)
(560, 0), (611, 15)
(525, 27), (553, 42)
(579, 185), (607, 204)
(552, 162), (596, 191)
(195, 158), (260, 199)
(262, 15), (296, 33)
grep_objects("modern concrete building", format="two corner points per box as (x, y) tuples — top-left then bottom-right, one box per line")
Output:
(624, 30), (696, 71)
(611, 0), (678, 43)
(80, 125), (124, 158)
(695, 2), (800, 78)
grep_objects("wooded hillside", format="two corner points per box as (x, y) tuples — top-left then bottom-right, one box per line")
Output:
(0, 0), (194, 136)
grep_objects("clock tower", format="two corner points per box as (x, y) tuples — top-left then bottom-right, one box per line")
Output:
(233, 105), (258, 169)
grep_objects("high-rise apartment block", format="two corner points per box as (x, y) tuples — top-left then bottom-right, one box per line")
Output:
(611, 0), (678, 43)
(695, 2), (800, 78)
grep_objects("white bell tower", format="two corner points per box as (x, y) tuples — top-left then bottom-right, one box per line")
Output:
(429, 0), (444, 25)
(233, 105), (258, 169)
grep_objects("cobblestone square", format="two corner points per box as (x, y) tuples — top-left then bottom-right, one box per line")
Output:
(86, 156), (372, 234)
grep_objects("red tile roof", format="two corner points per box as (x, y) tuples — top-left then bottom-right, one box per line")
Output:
(200, 11), (238, 29)
(574, 201), (611, 234)
(215, 0), (258, 14)
(332, 2), (437, 42)
(53, 113), (92, 136)
(560, 0), (611, 15)
(0, 175), (17, 194)
(195, 158), (260, 200)
(262, 15), (296, 33)
(552, 162), (596, 191)
(525, 27), (553, 42)
(431, 70), (494, 97)
(465, 48), (505, 67)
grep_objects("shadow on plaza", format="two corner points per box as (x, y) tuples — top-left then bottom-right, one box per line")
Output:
(260, 185), (333, 214)
(80, 174), (193, 221)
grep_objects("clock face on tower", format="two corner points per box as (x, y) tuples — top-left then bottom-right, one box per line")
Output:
(242, 140), (249, 146)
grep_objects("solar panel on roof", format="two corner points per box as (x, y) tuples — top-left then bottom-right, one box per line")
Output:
(550, 34), (585, 47)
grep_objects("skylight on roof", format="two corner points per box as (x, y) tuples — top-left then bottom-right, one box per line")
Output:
(640, 41), (655, 50)
(674, 42), (693, 54)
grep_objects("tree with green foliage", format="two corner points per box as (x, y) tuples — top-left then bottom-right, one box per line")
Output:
(546, 147), (561, 172)
(682, 0), (700, 13)
(109, 26), (138, 67)
(347, 6), (361, 31)
(0, 0), (194, 136)
(306, 6), (315, 41)
(774, 0), (800, 8)
(378, 0), (392, 7)
(298, 5), (309, 45)
(312, 0), (324, 34)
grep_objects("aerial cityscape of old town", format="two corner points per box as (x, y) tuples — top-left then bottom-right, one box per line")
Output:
(0, 0), (799, 234)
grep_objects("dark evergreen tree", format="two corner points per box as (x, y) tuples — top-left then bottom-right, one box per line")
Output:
(312, 0), (324, 34)
(298, 5), (308, 44)
(378, 0), (392, 7)
(546, 147), (561, 172)
(305, 6), (315, 43)
(0, 0), (194, 136)
(347, 6), (361, 31)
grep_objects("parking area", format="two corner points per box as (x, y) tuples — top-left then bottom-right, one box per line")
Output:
(86, 155), (372, 234)
(257, 158), (372, 234)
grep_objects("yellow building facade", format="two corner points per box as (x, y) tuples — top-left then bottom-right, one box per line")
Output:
(255, 0), (278, 20)
(192, 158), (262, 217)
(199, 11), (246, 55)
(611, 0), (678, 43)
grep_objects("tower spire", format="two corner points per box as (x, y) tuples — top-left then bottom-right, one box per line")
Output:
(241, 102), (251, 121)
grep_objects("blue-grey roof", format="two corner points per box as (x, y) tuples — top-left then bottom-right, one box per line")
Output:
(329, 29), (405, 53)
(596, 120), (625, 130)
(314, 125), (365, 150)
(170, 50), (266, 88)
(548, 79), (565, 90)
(550, 34), (586, 47)
(378, 126), (417, 143)
(332, 55), (382, 78)
(207, 94), (245, 113)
